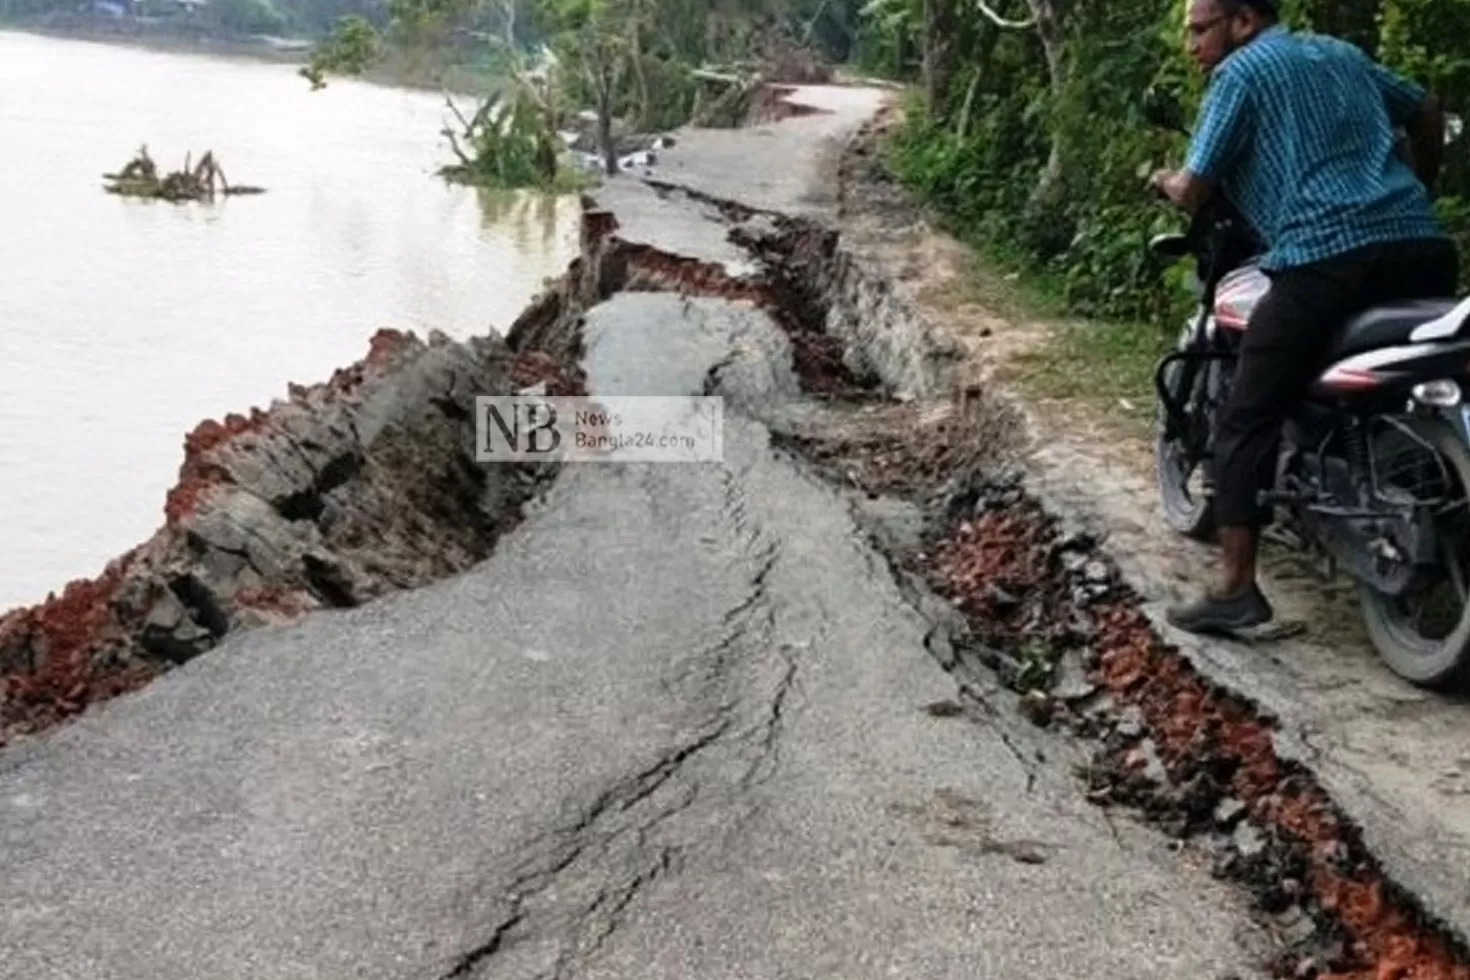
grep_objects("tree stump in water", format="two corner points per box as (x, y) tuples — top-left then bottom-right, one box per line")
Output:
(103, 146), (265, 201)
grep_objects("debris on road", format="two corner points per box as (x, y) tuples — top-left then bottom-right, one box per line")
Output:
(913, 472), (1470, 980)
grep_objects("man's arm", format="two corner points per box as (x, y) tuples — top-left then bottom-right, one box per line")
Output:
(1152, 168), (1216, 213)
(1153, 68), (1252, 213)
(1366, 57), (1444, 190)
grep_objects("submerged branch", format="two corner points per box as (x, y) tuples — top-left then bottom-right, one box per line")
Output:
(103, 147), (264, 202)
(445, 94), (476, 133)
(441, 126), (475, 167)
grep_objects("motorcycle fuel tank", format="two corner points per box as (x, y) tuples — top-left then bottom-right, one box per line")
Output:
(1214, 263), (1269, 330)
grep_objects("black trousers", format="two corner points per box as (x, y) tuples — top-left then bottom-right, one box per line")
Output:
(1213, 236), (1461, 528)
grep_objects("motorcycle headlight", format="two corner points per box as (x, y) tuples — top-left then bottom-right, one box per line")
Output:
(1412, 379), (1462, 407)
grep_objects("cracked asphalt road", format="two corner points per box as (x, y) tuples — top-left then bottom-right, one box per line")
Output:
(1, 91), (1278, 979)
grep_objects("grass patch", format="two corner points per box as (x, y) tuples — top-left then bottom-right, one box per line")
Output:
(923, 213), (1173, 433)
(924, 207), (1173, 437)
(916, 229), (1076, 325)
(868, 116), (1177, 439)
(1007, 319), (1171, 435)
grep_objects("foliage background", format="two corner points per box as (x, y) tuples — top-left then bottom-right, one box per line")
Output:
(13, 0), (1462, 325)
(855, 0), (1470, 325)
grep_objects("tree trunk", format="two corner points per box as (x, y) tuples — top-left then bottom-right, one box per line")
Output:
(706, 11), (721, 62)
(1028, 0), (1070, 213)
(599, 104), (617, 175)
(598, 73), (618, 176)
(954, 68), (980, 140)
(632, 25), (651, 133)
(954, 23), (998, 139)
(922, 0), (958, 117)
(801, 0), (832, 44)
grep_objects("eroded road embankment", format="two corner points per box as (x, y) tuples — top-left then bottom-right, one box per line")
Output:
(646, 167), (1470, 978)
(3, 164), (1280, 978)
(819, 104), (1470, 978)
(7, 85), (1466, 979)
(0, 326), (582, 749)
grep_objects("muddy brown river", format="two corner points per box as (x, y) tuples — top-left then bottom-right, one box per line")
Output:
(0, 30), (580, 609)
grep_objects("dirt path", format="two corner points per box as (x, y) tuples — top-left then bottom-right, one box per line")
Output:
(835, 100), (1470, 953)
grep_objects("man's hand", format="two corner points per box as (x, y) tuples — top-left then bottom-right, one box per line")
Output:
(1150, 167), (1214, 213)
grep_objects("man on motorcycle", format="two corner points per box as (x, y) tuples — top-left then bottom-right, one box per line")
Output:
(1149, 0), (1459, 633)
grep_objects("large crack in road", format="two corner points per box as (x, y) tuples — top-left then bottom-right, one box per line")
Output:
(0, 152), (1286, 978)
(22, 85), (1466, 980)
(566, 168), (1470, 977)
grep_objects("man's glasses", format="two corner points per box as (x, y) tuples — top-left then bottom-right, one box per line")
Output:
(1186, 13), (1227, 36)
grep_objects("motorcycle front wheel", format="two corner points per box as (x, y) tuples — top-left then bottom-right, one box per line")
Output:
(1359, 417), (1470, 690)
(1155, 354), (1218, 543)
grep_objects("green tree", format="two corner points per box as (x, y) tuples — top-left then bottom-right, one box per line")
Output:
(876, 0), (1470, 321)
(299, 14), (380, 87)
(298, 0), (842, 186)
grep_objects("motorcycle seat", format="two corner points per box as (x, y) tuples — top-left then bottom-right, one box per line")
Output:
(1325, 298), (1463, 361)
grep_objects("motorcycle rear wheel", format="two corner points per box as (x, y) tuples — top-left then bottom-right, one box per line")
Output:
(1155, 356), (1218, 543)
(1359, 417), (1470, 690)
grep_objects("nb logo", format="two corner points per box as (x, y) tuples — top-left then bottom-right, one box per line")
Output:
(477, 398), (564, 459)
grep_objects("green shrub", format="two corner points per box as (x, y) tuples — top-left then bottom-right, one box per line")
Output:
(875, 0), (1470, 326)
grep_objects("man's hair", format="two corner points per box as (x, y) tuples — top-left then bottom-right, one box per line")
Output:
(1221, 0), (1280, 22)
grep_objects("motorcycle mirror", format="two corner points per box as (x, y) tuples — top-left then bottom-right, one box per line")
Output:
(1142, 86), (1188, 135)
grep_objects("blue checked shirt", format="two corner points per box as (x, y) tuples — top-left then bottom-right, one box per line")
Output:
(1185, 24), (1446, 271)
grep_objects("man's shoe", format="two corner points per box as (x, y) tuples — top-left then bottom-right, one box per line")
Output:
(1166, 584), (1274, 635)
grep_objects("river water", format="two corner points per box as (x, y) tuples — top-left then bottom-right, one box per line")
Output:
(0, 30), (581, 610)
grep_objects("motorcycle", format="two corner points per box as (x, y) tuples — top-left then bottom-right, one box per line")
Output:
(1142, 88), (1470, 689)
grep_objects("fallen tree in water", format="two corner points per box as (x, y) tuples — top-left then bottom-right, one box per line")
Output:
(437, 84), (580, 191)
(104, 146), (265, 202)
